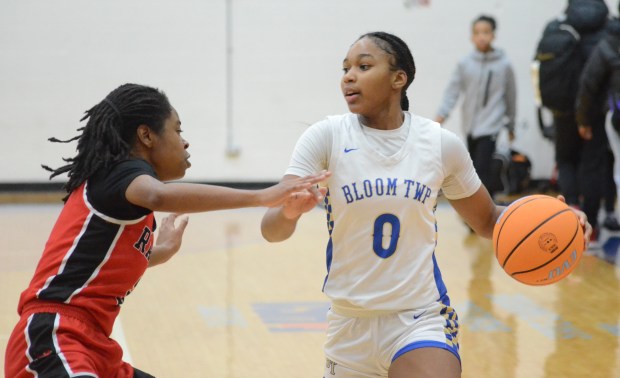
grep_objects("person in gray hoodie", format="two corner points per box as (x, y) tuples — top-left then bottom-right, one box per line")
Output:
(435, 14), (516, 199)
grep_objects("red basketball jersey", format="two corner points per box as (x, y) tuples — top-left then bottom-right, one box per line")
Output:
(17, 183), (154, 335)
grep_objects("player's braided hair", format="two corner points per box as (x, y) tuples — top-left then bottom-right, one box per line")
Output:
(358, 32), (416, 111)
(43, 83), (172, 200)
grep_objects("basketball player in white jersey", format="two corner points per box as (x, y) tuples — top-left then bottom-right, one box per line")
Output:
(261, 32), (591, 377)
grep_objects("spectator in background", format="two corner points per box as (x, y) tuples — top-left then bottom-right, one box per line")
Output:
(576, 3), (620, 241)
(535, 0), (613, 247)
(435, 14), (516, 200)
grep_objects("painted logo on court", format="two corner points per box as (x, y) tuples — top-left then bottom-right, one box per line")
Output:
(538, 233), (559, 253)
(252, 302), (329, 332)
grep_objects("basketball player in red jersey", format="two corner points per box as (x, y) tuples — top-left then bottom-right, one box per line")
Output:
(4, 83), (329, 378)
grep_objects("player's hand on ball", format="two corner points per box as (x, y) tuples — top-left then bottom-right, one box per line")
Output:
(556, 195), (592, 249)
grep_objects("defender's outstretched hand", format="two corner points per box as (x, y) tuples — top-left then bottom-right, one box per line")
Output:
(259, 170), (331, 208)
(281, 185), (329, 220)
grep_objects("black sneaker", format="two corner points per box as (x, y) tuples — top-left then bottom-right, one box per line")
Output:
(603, 214), (620, 231)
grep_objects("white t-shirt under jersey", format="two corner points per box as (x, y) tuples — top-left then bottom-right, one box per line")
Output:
(286, 112), (481, 315)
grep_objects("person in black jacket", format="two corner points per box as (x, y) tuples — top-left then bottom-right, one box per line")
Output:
(542, 0), (614, 247)
(576, 11), (620, 244)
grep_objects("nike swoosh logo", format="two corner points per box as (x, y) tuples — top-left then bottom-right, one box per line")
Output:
(413, 311), (426, 320)
(344, 148), (359, 153)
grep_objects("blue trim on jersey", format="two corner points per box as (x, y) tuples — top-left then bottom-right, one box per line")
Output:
(392, 340), (461, 363)
(322, 188), (334, 292)
(432, 253), (448, 303)
(322, 238), (333, 292)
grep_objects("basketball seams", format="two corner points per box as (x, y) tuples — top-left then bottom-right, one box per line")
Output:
(494, 195), (546, 260)
(511, 213), (580, 276)
(499, 204), (570, 268)
(493, 195), (584, 286)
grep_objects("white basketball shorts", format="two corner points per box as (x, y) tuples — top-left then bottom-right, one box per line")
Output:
(323, 301), (460, 377)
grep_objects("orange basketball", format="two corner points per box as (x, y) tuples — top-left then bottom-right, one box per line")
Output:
(493, 194), (584, 285)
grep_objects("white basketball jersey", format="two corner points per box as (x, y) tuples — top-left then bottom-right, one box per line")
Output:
(320, 113), (449, 314)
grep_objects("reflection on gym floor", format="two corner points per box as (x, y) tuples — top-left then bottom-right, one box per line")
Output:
(1, 203), (619, 377)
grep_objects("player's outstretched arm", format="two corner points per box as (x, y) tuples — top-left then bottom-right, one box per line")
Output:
(125, 171), (330, 214)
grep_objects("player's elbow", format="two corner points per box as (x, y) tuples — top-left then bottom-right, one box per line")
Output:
(261, 229), (277, 243)
(260, 223), (281, 243)
(260, 216), (292, 243)
(136, 186), (169, 211)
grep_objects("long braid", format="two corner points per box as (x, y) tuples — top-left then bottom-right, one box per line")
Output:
(358, 32), (416, 110)
(43, 83), (172, 201)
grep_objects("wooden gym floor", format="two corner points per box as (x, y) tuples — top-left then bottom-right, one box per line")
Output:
(1, 197), (619, 378)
